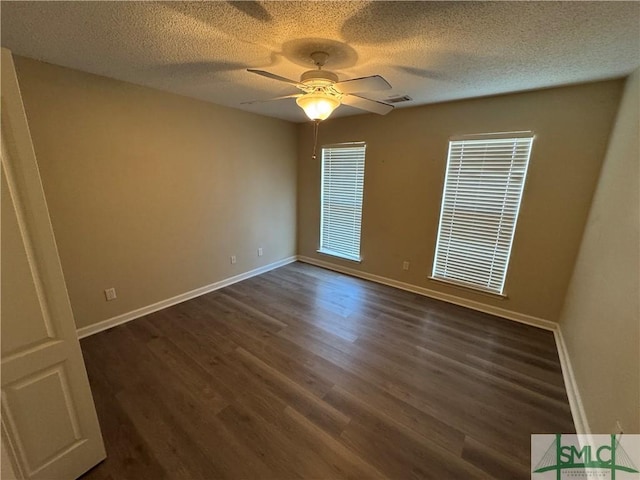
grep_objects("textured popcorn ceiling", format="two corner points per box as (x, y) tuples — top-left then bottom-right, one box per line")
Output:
(1, 1), (639, 122)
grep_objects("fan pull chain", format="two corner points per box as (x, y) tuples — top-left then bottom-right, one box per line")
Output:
(311, 120), (320, 160)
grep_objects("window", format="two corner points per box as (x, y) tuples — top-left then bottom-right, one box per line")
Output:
(432, 133), (534, 295)
(319, 142), (366, 262)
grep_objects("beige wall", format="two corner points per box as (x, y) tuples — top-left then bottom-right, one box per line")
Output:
(298, 81), (624, 322)
(559, 70), (639, 433)
(1, 436), (17, 480)
(14, 56), (297, 330)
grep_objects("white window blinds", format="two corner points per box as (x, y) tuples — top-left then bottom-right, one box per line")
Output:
(432, 135), (534, 294)
(319, 143), (366, 261)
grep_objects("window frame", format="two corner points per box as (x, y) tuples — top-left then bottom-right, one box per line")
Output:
(430, 132), (534, 296)
(318, 142), (366, 263)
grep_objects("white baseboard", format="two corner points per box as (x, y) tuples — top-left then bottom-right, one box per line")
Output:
(77, 253), (588, 436)
(554, 327), (591, 434)
(296, 255), (557, 331)
(76, 256), (297, 339)
(297, 255), (589, 435)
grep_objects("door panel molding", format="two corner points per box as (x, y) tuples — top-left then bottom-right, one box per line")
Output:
(1, 47), (105, 479)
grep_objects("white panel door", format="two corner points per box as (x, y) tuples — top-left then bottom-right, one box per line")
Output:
(1, 48), (105, 479)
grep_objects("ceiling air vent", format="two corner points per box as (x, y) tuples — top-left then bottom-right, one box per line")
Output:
(386, 95), (413, 104)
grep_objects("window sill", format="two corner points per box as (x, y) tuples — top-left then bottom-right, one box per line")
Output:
(428, 276), (508, 299)
(317, 249), (362, 263)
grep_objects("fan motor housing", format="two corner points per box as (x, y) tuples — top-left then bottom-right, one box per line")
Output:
(300, 69), (339, 86)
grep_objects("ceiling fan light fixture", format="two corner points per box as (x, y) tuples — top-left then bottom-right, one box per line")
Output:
(246, 51), (393, 120)
(296, 92), (341, 121)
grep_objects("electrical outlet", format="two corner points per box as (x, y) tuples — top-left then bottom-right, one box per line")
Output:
(104, 287), (117, 301)
(230, 255), (237, 264)
(258, 247), (263, 257)
(403, 261), (410, 271)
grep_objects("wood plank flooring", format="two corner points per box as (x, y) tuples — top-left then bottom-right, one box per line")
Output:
(79, 262), (574, 479)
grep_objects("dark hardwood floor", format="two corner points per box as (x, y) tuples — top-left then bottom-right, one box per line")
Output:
(79, 262), (574, 480)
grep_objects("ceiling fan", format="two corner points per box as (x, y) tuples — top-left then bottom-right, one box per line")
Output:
(244, 51), (394, 121)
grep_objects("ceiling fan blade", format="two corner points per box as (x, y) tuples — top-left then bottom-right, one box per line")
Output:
(240, 94), (301, 105)
(334, 75), (392, 94)
(247, 69), (304, 88)
(341, 94), (394, 115)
